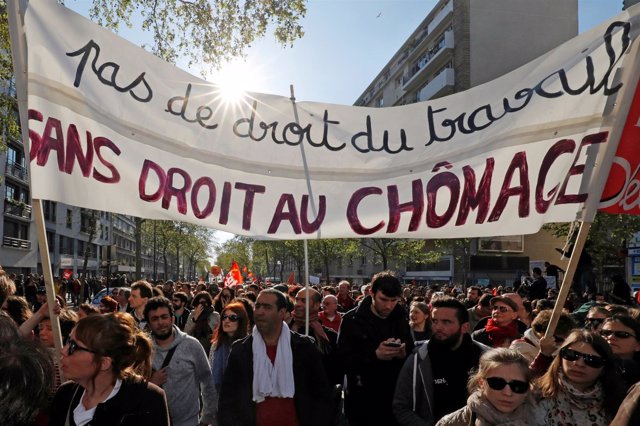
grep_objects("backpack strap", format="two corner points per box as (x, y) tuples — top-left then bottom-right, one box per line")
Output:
(161, 346), (178, 369)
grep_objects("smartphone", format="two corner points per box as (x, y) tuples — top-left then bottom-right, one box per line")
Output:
(385, 341), (402, 348)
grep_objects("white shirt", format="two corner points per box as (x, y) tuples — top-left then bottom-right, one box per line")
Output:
(73, 379), (122, 426)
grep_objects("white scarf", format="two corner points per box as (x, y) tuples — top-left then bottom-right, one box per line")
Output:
(252, 322), (295, 403)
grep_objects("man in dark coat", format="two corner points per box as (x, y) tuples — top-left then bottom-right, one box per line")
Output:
(337, 271), (414, 426)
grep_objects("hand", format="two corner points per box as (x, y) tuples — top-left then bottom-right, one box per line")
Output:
(375, 339), (406, 361)
(539, 335), (558, 357)
(193, 304), (204, 320)
(150, 367), (168, 386)
(36, 300), (61, 319)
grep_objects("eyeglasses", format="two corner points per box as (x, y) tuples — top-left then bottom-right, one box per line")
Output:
(585, 318), (604, 326)
(560, 347), (605, 368)
(491, 306), (512, 313)
(485, 377), (529, 394)
(600, 329), (637, 339)
(221, 314), (239, 322)
(66, 339), (98, 356)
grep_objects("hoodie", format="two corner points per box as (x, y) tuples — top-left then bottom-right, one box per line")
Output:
(152, 325), (218, 426)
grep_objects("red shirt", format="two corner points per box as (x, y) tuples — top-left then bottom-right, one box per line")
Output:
(256, 344), (300, 426)
(319, 311), (342, 332)
(337, 294), (355, 311)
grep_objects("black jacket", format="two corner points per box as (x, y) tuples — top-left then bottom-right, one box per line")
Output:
(49, 377), (169, 426)
(336, 295), (414, 426)
(218, 331), (334, 426)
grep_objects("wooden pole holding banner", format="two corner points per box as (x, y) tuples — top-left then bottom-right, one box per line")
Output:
(6, 0), (65, 377)
(289, 85), (314, 336)
(544, 28), (640, 341)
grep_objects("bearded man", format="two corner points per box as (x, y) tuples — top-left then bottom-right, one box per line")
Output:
(392, 297), (487, 425)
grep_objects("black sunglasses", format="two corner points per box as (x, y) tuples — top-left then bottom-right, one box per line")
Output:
(221, 314), (239, 322)
(585, 318), (604, 326)
(67, 339), (98, 356)
(485, 377), (529, 394)
(600, 329), (637, 339)
(560, 347), (605, 368)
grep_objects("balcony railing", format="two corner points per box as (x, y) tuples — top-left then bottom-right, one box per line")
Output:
(4, 199), (32, 220)
(5, 161), (28, 181)
(3, 236), (31, 250)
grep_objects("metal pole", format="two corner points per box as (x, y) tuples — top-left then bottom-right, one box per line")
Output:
(289, 85), (313, 336)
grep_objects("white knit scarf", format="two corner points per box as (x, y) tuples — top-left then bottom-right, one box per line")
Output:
(251, 322), (295, 403)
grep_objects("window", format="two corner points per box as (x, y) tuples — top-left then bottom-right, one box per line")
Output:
(43, 201), (57, 222)
(59, 236), (73, 255)
(80, 210), (92, 233)
(376, 97), (384, 107)
(4, 219), (29, 240)
(4, 183), (16, 200)
(66, 209), (73, 228)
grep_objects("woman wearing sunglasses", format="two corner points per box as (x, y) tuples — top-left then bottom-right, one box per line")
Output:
(436, 348), (536, 426)
(534, 329), (625, 426)
(49, 312), (169, 426)
(471, 297), (522, 348)
(600, 314), (640, 390)
(209, 302), (250, 393)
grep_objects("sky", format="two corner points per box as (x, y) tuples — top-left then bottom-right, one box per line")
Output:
(64, 0), (627, 254)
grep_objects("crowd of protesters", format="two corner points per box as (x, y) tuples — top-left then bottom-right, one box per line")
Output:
(3, 264), (640, 425)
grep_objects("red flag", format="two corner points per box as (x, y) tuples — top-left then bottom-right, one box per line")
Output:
(63, 269), (73, 279)
(286, 271), (295, 285)
(600, 76), (640, 215)
(223, 261), (244, 287)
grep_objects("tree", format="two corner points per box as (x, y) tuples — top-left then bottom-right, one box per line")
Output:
(544, 213), (640, 280)
(308, 239), (359, 284)
(82, 0), (307, 68)
(214, 236), (252, 273)
(359, 238), (429, 270)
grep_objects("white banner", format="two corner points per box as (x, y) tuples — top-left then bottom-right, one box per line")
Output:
(12, 0), (640, 239)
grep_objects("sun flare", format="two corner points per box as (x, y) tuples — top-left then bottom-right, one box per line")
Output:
(211, 59), (251, 104)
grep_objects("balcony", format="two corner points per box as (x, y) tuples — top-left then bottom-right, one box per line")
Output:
(4, 199), (32, 220)
(5, 161), (28, 182)
(3, 236), (31, 250)
(402, 30), (454, 92)
(417, 68), (455, 102)
(428, 1), (453, 34)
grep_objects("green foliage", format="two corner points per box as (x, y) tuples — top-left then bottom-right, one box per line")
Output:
(79, 0), (306, 68)
(544, 213), (640, 275)
(359, 238), (430, 270)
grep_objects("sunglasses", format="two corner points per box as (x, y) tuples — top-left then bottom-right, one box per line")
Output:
(485, 377), (529, 394)
(585, 318), (604, 326)
(600, 329), (637, 339)
(67, 339), (97, 356)
(221, 314), (239, 322)
(491, 306), (512, 313)
(560, 347), (605, 368)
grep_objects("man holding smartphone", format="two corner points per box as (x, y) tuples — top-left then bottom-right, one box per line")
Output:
(337, 271), (413, 426)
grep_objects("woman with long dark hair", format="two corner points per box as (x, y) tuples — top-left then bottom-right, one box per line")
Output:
(209, 302), (249, 392)
(184, 291), (220, 354)
(49, 312), (169, 426)
(534, 329), (625, 425)
(213, 286), (235, 313)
